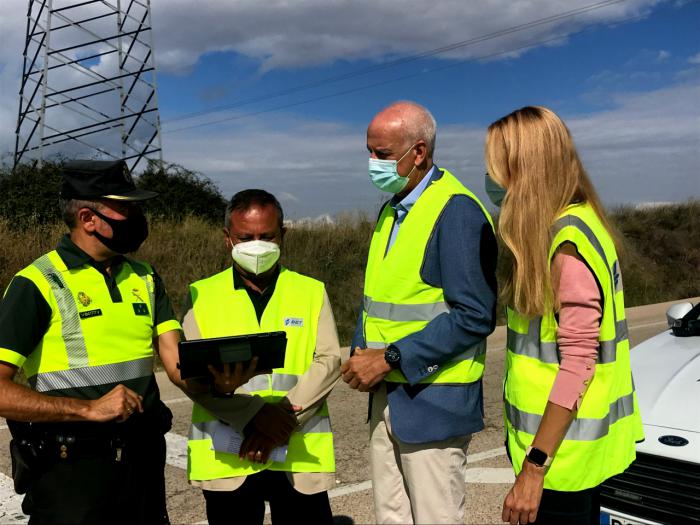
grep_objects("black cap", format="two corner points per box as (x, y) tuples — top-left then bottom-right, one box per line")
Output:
(60, 160), (158, 201)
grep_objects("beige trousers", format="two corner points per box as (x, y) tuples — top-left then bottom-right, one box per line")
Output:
(370, 385), (471, 524)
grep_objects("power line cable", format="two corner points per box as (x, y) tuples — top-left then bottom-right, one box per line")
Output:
(163, 0), (632, 125)
(163, 10), (647, 135)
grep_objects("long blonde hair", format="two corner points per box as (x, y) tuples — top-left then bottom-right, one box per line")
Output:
(485, 106), (617, 317)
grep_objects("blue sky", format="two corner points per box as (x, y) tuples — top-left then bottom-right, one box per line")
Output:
(1, 0), (698, 218)
(158, 1), (698, 124)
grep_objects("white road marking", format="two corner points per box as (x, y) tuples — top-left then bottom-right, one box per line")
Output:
(328, 480), (373, 498)
(163, 397), (191, 406)
(165, 432), (188, 470)
(629, 319), (668, 330)
(465, 467), (515, 484)
(167, 435), (509, 521)
(0, 473), (28, 524)
(468, 446), (507, 464)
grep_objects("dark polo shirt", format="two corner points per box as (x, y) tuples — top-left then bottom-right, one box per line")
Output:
(0, 235), (179, 415)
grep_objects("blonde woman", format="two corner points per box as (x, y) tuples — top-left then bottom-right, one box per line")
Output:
(484, 106), (643, 525)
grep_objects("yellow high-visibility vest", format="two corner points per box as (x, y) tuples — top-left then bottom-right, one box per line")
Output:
(12, 250), (161, 398)
(505, 202), (644, 491)
(363, 169), (494, 384)
(187, 267), (335, 481)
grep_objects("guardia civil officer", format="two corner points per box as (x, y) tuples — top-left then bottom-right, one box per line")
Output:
(0, 160), (182, 524)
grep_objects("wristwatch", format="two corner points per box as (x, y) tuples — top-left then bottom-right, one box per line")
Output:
(525, 446), (553, 468)
(384, 345), (401, 369)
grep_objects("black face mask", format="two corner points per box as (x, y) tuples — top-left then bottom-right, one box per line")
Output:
(91, 208), (148, 254)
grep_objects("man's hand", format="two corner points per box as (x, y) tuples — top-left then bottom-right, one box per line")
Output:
(239, 431), (277, 464)
(340, 347), (391, 392)
(208, 358), (259, 395)
(247, 401), (301, 446)
(87, 384), (143, 423)
(501, 459), (546, 525)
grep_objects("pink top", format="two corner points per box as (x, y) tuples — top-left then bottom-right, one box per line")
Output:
(548, 250), (602, 410)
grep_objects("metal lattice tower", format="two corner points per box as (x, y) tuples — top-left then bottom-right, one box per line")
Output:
(14, 0), (162, 172)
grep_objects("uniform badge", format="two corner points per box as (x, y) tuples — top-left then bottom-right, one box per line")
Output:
(77, 292), (91, 307)
(131, 288), (146, 303)
(133, 303), (150, 316)
(284, 317), (304, 327)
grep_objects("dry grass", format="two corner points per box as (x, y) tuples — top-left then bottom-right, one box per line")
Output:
(1, 201), (698, 344)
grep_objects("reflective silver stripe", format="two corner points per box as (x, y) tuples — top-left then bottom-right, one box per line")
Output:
(552, 214), (621, 328)
(299, 414), (332, 434)
(366, 341), (385, 350)
(137, 274), (155, 322)
(33, 255), (89, 368)
(363, 295), (449, 322)
(245, 375), (270, 391)
(189, 414), (331, 441)
(507, 317), (554, 362)
(507, 329), (619, 364)
(616, 319), (629, 343)
(508, 317), (629, 364)
(505, 391), (635, 441)
(272, 374), (299, 391)
(243, 373), (299, 393)
(189, 420), (217, 441)
(552, 216), (611, 271)
(30, 357), (154, 392)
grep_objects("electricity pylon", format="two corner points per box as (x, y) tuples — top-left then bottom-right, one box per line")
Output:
(14, 0), (162, 172)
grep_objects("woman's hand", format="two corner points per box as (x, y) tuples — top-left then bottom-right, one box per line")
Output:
(208, 357), (258, 395)
(502, 459), (546, 525)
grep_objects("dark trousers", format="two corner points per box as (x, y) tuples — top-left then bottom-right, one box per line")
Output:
(203, 470), (333, 525)
(22, 432), (168, 525)
(533, 485), (600, 525)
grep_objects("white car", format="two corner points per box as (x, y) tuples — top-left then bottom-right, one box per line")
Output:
(600, 302), (700, 525)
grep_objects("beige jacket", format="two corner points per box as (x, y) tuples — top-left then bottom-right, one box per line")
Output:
(182, 287), (341, 495)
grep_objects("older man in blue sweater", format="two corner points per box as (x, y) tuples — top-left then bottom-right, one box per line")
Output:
(342, 101), (498, 524)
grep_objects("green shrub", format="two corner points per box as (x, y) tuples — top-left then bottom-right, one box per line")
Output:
(1, 199), (697, 345)
(136, 161), (227, 223)
(0, 162), (64, 225)
(0, 161), (227, 227)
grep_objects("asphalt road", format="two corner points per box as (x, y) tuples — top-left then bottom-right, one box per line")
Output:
(0, 297), (695, 524)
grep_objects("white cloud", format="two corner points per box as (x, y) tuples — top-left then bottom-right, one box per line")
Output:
(148, 0), (661, 73)
(158, 79), (700, 218)
(689, 52), (700, 64)
(0, 0), (667, 162)
(656, 50), (671, 61)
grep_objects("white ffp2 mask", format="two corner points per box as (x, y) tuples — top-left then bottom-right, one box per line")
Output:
(231, 240), (280, 275)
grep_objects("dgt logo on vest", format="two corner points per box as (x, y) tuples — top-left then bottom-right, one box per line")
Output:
(284, 317), (304, 327)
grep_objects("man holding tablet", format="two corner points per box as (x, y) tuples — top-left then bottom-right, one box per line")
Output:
(177, 189), (341, 525)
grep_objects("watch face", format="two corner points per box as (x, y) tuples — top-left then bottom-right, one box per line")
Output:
(528, 447), (548, 466)
(385, 348), (400, 365)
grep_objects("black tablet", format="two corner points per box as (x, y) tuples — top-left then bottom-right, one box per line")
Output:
(177, 331), (287, 380)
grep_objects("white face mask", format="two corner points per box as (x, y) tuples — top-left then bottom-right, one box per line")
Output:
(231, 240), (280, 275)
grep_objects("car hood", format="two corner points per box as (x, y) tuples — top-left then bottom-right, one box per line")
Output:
(630, 329), (700, 433)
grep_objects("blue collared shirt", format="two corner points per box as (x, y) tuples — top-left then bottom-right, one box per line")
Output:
(387, 166), (436, 250)
(352, 167), (498, 443)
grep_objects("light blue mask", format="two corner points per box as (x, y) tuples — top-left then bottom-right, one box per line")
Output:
(485, 173), (506, 207)
(368, 145), (415, 193)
